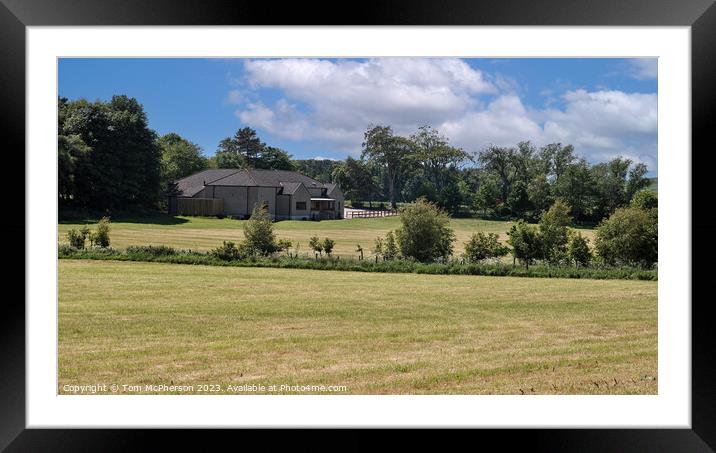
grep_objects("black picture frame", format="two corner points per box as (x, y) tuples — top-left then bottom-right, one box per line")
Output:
(2, 0), (714, 450)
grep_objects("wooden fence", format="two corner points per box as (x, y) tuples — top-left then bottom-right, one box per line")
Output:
(177, 198), (224, 216)
(346, 209), (398, 219)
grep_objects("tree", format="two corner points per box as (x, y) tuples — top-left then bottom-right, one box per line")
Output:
(506, 220), (542, 268)
(464, 232), (508, 263)
(242, 202), (278, 256)
(410, 125), (470, 194)
(539, 199), (572, 263)
(58, 134), (90, 204)
(331, 157), (381, 204)
(256, 146), (295, 171)
(309, 236), (323, 257)
(233, 127), (265, 167)
(474, 176), (501, 216)
(394, 198), (455, 262)
(383, 231), (399, 260)
(59, 95), (162, 210)
(215, 137), (247, 168)
(594, 207), (658, 267)
(625, 163), (650, 201)
(630, 190), (658, 211)
(478, 146), (516, 203)
(322, 238), (335, 257)
(506, 180), (531, 217)
(362, 125), (414, 209)
(158, 133), (207, 186)
(567, 231), (592, 267)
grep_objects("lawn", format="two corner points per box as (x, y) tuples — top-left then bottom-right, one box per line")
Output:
(58, 213), (596, 258)
(58, 260), (657, 395)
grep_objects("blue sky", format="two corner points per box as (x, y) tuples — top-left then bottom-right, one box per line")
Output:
(59, 58), (657, 173)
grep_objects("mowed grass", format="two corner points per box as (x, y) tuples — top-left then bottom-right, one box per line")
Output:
(58, 214), (595, 257)
(58, 260), (657, 395)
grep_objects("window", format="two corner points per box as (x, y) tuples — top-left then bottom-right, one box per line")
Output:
(296, 201), (307, 210)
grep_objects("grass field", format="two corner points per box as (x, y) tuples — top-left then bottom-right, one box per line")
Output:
(58, 260), (657, 395)
(58, 214), (596, 258)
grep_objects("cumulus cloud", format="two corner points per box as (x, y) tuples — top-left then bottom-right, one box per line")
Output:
(228, 58), (658, 169)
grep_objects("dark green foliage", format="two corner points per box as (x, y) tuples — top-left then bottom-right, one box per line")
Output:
(538, 199), (572, 263)
(158, 133), (207, 186)
(66, 227), (90, 249)
(506, 220), (543, 268)
(242, 203), (278, 256)
(394, 198), (455, 262)
(211, 241), (245, 261)
(567, 232), (592, 267)
(125, 245), (177, 257)
(59, 96), (161, 210)
(463, 232), (509, 263)
(59, 247), (657, 281)
(595, 207), (658, 267)
(630, 190), (658, 211)
(322, 238), (335, 256)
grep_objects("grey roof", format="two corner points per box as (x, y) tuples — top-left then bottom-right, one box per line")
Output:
(174, 168), (335, 197)
(175, 169), (240, 197)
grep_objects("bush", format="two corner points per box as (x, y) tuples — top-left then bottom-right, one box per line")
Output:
(464, 232), (509, 263)
(383, 231), (399, 260)
(630, 190), (658, 211)
(322, 238), (335, 256)
(507, 220), (543, 268)
(67, 228), (86, 249)
(211, 241), (245, 261)
(394, 198), (455, 262)
(309, 236), (323, 256)
(90, 217), (111, 248)
(567, 231), (592, 267)
(242, 203), (278, 256)
(539, 199), (572, 263)
(276, 239), (292, 255)
(595, 207), (657, 267)
(126, 245), (177, 257)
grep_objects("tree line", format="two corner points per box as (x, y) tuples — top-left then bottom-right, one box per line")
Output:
(59, 95), (652, 227)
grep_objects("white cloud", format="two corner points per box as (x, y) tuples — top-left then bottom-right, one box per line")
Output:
(627, 58), (658, 80)
(229, 58), (658, 169)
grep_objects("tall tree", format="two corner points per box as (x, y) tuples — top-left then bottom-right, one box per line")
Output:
(478, 146), (516, 204)
(411, 125), (471, 194)
(361, 125), (414, 209)
(331, 157), (381, 204)
(158, 133), (208, 185)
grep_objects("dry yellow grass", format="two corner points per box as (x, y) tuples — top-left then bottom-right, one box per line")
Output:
(58, 260), (656, 395)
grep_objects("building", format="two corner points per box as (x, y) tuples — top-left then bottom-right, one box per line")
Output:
(168, 168), (344, 220)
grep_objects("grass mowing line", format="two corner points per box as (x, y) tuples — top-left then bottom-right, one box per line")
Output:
(58, 260), (657, 395)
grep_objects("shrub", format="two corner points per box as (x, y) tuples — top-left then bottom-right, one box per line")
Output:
(539, 199), (572, 263)
(356, 243), (364, 260)
(630, 190), (658, 211)
(506, 220), (543, 268)
(322, 238), (335, 256)
(90, 217), (111, 248)
(242, 202), (278, 256)
(394, 198), (455, 262)
(67, 229), (86, 249)
(126, 245), (177, 257)
(383, 231), (399, 260)
(372, 236), (384, 259)
(567, 232), (592, 267)
(309, 236), (323, 257)
(211, 241), (245, 261)
(595, 206), (657, 267)
(464, 232), (509, 263)
(276, 239), (292, 255)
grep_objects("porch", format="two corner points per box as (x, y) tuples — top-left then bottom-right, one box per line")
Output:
(310, 197), (337, 220)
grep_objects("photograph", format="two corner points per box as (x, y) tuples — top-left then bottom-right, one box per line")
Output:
(56, 56), (659, 396)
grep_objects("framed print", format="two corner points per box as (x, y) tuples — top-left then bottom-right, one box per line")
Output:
(3, 0), (715, 450)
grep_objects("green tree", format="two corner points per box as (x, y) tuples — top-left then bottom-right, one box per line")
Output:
(158, 133), (207, 186)
(309, 236), (323, 257)
(322, 238), (336, 257)
(383, 231), (399, 260)
(539, 199), (572, 263)
(463, 232), (508, 263)
(394, 198), (455, 262)
(256, 146), (295, 171)
(567, 231), (592, 267)
(474, 176), (501, 215)
(242, 202), (278, 256)
(595, 207), (658, 267)
(410, 125), (470, 194)
(506, 220), (542, 268)
(362, 125), (414, 209)
(630, 189), (658, 211)
(331, 157), (381, 204)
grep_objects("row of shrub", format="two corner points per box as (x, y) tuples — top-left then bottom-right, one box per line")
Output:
(58, 244), (656, 281)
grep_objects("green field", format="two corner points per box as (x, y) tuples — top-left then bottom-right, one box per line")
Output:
(58, 260), (657, 395)
(58, 214), (595, 258)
